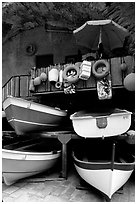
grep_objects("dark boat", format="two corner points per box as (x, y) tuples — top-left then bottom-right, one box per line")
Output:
(3, 96), (67, 135)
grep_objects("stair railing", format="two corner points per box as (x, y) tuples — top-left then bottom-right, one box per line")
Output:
(2, 74), (31, 102)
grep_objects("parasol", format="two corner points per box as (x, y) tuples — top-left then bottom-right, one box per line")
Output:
(73, 20), (129, 55)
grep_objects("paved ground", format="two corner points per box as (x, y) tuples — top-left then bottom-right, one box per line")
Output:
(2, 164), (135, 202)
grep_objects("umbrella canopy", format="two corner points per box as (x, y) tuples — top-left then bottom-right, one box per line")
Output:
(73, 20), (129, 54)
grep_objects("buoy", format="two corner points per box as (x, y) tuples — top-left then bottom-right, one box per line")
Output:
(92, 60), (110, 79)
(63, 65), (80, 83)
(48, 68), (59, 83)
(40, 72), (47, 82)
(55, 70), (63, 89)
(33, 76), (41, 86)
(29, 79), (35, 92)
(79, 60), (91, 80)
(59, 70), (63, 83)
(124, 73), (135, 91)
(120, 63), (127, 71)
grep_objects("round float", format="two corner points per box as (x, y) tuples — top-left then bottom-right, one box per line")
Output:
(63, 65), (80, 83)
(92, 60), (110, 79)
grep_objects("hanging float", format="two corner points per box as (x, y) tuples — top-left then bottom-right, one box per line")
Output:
(63, 64), (80, 83)
(29, 67), (36, 92)
(55, 70), (63, 89)
(33, 76), (41, 86)
(40, 72), (47, 82)
(92, 59), (112, 100)
(29, 79), (35, 92)
(48, 67), (59, 84)
(120, 58), (128, 71)
(79, 60), (91, 80)
(124, 72), (135, 91)
(62, 64), (80, 94)
(92, 60), (110, 79)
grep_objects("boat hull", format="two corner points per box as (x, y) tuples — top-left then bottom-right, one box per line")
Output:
(73, 153), (134, 199)
(3, 149), (61, 185)
(70, 109), (132, 138)
(3, 96), (67, 135)
(2, 110), (14, 131)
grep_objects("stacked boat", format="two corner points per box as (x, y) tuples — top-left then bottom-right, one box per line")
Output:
(2, 96), (135, 200)
(2, 137), (61, 185)
(2, 96), (67, 185)
(70, 108), (132, 138)
(70, 108), (135, 200)
(3, 96), (67, 135)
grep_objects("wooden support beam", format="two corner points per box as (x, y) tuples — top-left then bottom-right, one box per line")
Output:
(58, 134), (72, 179)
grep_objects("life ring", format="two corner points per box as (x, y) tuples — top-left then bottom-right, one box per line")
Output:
(63, 65), (80, 83)
(92, 60), (110, 79)
(25, 44), (37, 56)
(55, 82), (62, 89)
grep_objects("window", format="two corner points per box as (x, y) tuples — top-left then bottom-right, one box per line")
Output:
(36, 54), (53, 68)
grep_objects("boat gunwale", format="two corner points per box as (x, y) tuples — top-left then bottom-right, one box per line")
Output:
(70, 110), (132, 120)
(8, 118), (61, 127)
(72, 152), (135, 171)
(3, 96), (67, 117)
(2, 148), (61, 156)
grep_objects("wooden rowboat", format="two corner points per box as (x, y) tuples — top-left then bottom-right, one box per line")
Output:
(2, 138), (61, 185)
(72, 139), (135, 200)
(3, 96), (67, 135)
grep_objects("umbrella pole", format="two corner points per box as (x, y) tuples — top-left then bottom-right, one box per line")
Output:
(98, 27), (103, 59)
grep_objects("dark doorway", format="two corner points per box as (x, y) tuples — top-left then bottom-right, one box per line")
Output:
(36, 54), (53, 68)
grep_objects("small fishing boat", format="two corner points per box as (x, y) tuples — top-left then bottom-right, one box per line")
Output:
(3, 96), (67, 135)
(72, 139), (135, 200)
(2, 137), (61, 185)
(70, 108), (132, 138)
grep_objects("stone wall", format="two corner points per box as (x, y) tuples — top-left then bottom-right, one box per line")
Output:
(2, 26), (78, 85)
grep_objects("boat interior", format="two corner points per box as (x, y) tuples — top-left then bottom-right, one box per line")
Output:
(2, 136), (61, 153)
(72, 138), (135, 164)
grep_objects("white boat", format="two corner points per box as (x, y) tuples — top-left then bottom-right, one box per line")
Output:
(72, 140), (135, 200)
(70, 108), (132, 138)
(3, 96), (67, 135)
(2, 138), (61, 185)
